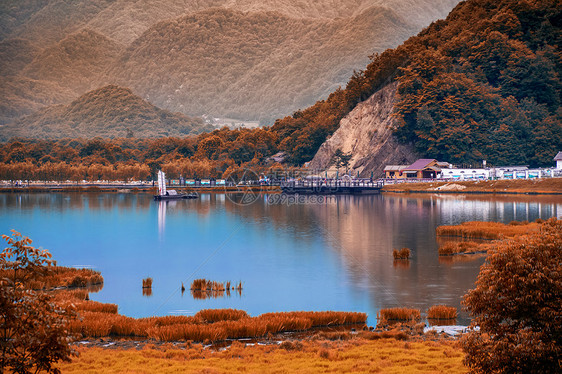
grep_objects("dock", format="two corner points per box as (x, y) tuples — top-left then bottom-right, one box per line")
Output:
(280, 179), (384, 195)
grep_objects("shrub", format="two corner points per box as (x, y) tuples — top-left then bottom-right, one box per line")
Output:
(378, 308), (420, 322)
(392, 248), (410, 260)
(462, 218), (562, 373)
(195, 309), (248, 323)
(0, 230), (76, 373)
(142, 277), (153, 288)
(427, 305), (457, 320)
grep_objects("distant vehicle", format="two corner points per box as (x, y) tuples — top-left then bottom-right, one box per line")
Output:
(153, 171), (198, 201)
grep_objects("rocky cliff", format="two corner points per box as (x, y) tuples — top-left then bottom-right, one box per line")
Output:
(308, 82), (417, 177)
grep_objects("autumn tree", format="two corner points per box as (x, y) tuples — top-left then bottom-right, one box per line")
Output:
(462, 218), (562, 374)
(331, 149), (352, 174)
(0, 231), (76, 374)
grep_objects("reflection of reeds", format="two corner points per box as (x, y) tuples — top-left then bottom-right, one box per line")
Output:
(392, 248), (410, 260)
(378, 308), (421, 322)
(393, 259), (410, 269)
(438, 253), (486, 265)
(191, 289), (224, 300)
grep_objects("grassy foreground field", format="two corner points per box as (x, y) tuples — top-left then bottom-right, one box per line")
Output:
(60, 338), (465, 374)
(382, 178), (562, 194)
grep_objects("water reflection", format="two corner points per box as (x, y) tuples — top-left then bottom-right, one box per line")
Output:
(0, 191), (560, 326)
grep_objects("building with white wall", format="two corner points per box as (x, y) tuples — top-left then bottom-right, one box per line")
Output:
(555, 152), (562, 169)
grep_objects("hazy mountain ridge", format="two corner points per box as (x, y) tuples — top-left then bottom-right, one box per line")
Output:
(107, 6), (414, 122)
(1, 85), (213, 140)
(0, 0), (461, 136)
(0, 38), (38, 76)
(23, 29), (123, 92)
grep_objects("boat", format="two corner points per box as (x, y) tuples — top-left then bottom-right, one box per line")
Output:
(153, 170), (198, 200)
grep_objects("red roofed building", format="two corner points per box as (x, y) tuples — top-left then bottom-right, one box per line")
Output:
(401, 159), (441, 179)
(384, 159), (450, 179)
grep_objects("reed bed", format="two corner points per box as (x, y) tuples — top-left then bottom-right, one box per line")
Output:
(190, 289), (225, 300)
(436, 220), (539, 240)
(139, 315), (199, 327)
(427, 305), (457, 320)
(69, 308), (367, 342)
(438, 240), (482, 255)
(259, 311), (368, 327)
(0, 266), (103, 290)
(190, 279), (242, 299)
(195, 309), (248, 323)
(142, 277), (153, 288)
(191, 278), (225, 291)
(378, 308), (421, 322)
(392, 248), (410, 260)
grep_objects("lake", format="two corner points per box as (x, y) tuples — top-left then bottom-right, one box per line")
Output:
(1, 191), (560, 326)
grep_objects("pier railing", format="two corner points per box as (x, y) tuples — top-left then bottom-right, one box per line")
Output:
(280, 179), (384, 194)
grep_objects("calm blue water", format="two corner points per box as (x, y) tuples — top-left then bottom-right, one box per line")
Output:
(1, 192), (560, 326)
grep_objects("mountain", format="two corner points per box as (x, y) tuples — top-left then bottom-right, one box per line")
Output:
(308, 82), (417, 175)
(0, 85), (214, 140)
(1, 1), (460, 45)
(107, 7), (415, 123)
(296, 0), (561, 172)
(23, 29), (122, 93)
(0, 38), (38, 76)
(0, 0), (461, 132)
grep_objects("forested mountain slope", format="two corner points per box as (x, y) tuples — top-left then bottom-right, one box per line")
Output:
(1, 85), (213, 140)
(282, 0), (561, 169)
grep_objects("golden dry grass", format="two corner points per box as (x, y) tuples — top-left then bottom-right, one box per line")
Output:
(58, 338), (467, 374)
(436, 221), (540, 240)
(437, 241), (490, 255)
(378, 308), (421, 322)
(195, 309), (248, 323)
(0, 266), (103, 291)
(63, 298), (368, 342)
(436, 220), (541, 257)
(427, 305), (457, 321)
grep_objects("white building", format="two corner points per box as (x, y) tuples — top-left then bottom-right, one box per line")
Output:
(439, 168), (490, 180)
(555, 152), (562, 169)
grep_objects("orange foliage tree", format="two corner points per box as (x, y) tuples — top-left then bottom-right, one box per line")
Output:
(0, 231), (76, 374)
(462, 218), (561, 373)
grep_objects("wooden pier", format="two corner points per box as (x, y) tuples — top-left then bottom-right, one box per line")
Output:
(280, 179), (384, 195)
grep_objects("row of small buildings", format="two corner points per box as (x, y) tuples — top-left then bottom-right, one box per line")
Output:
(384, 153), (562, 180)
